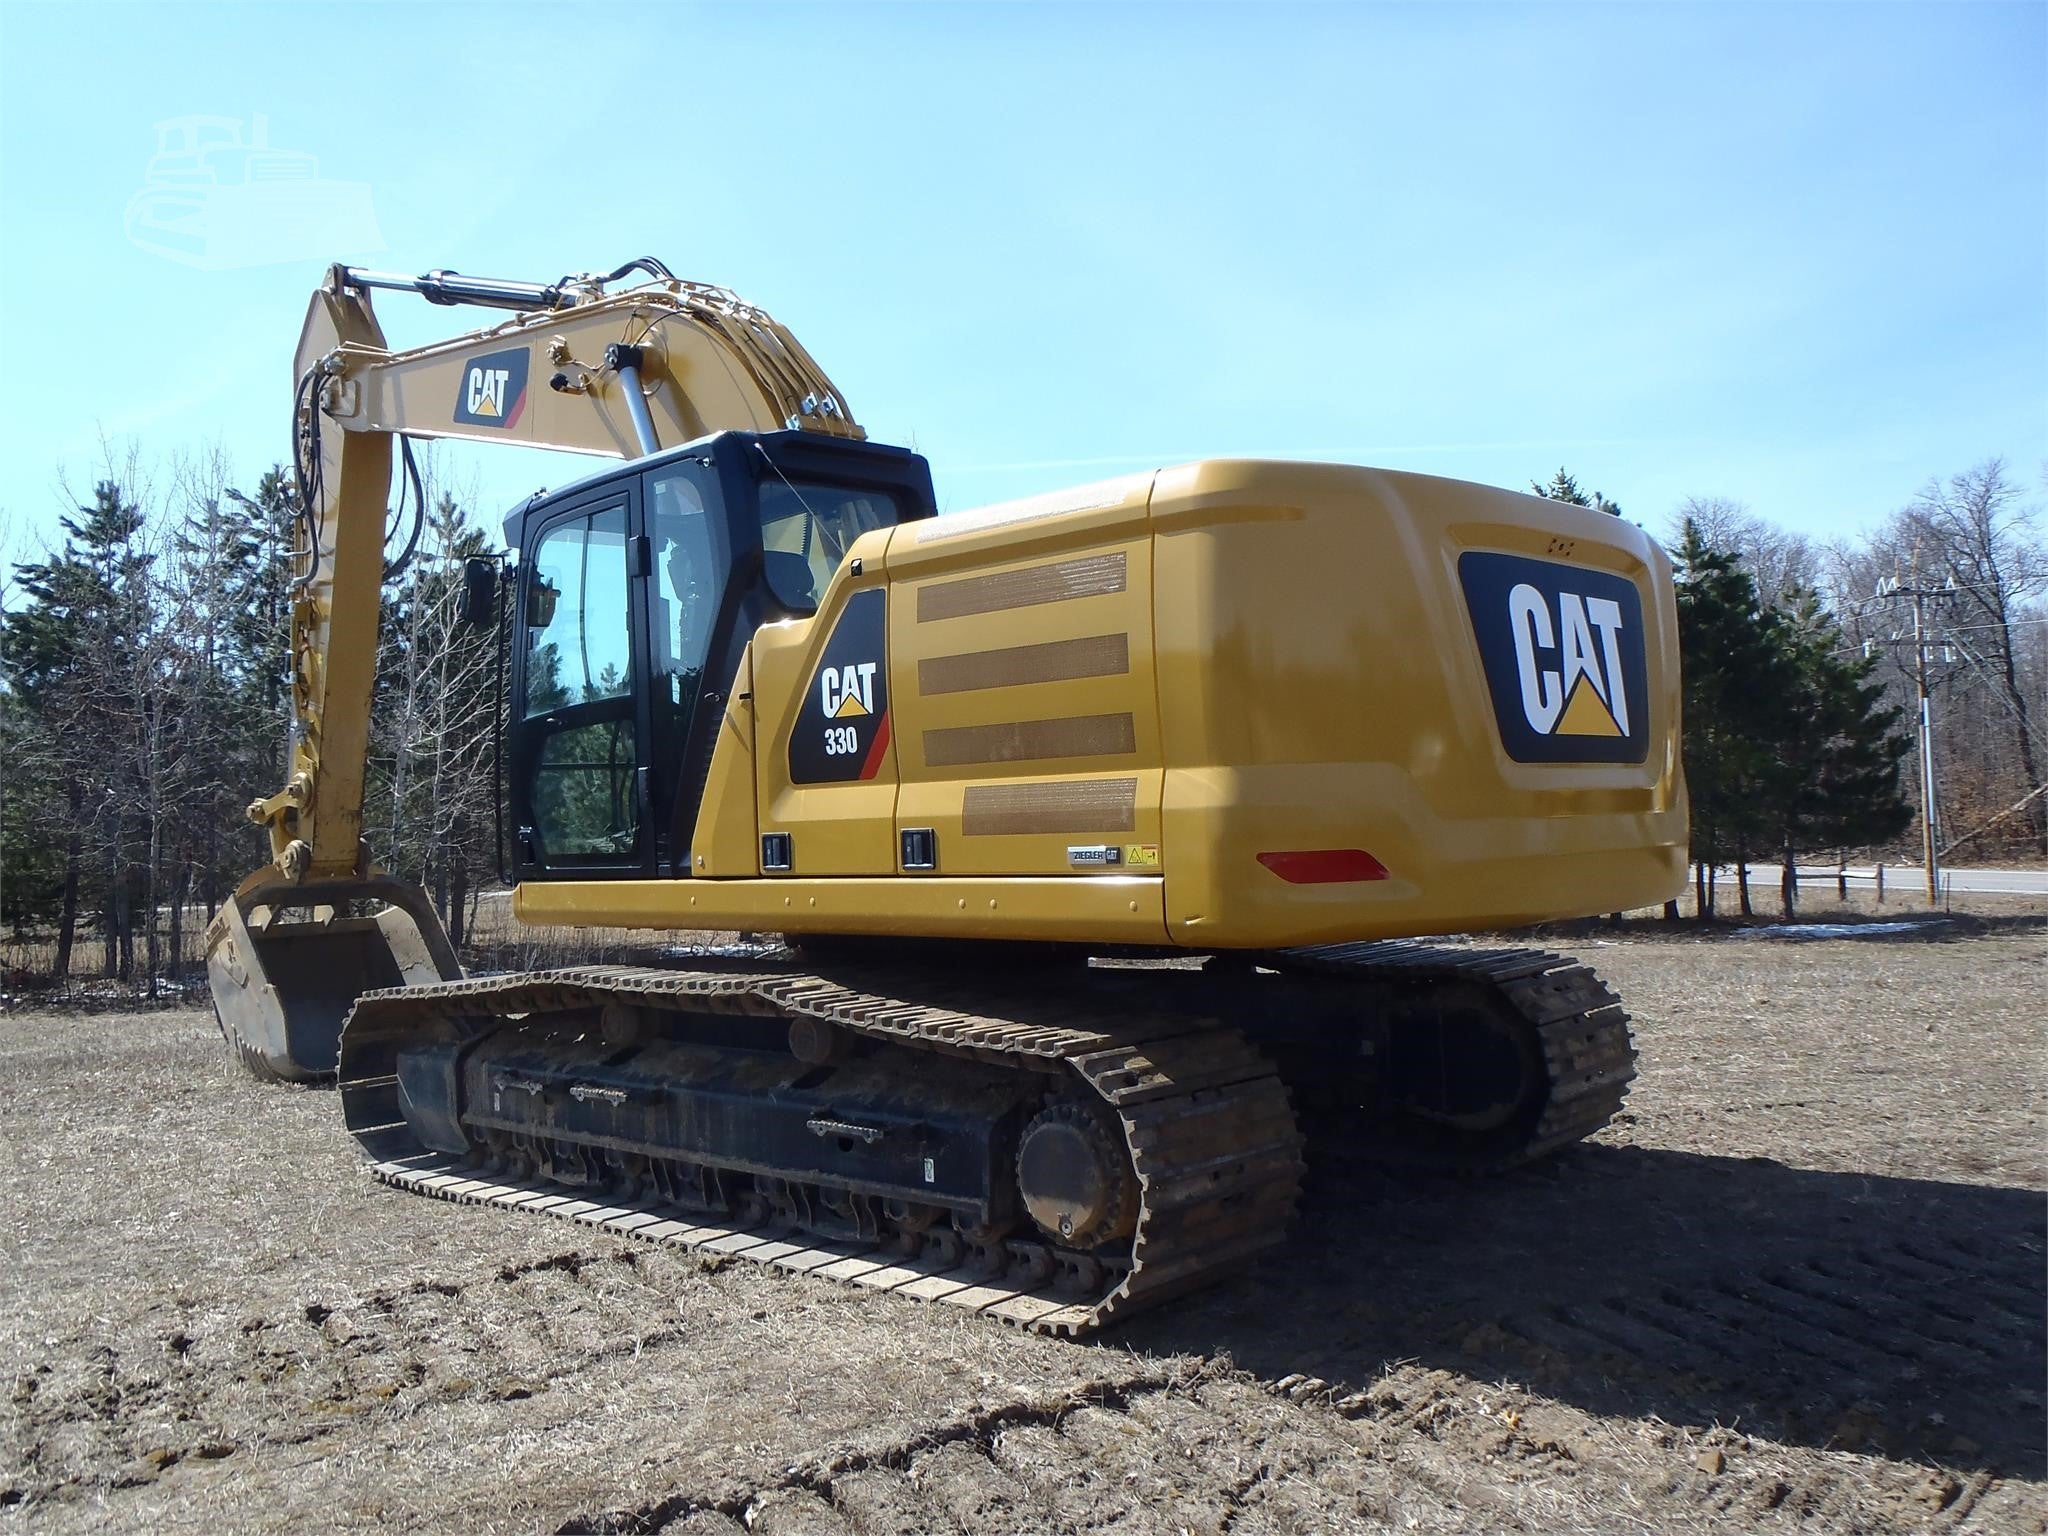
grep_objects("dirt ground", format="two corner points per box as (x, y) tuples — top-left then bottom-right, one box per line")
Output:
(2, 916), (2043, 1535)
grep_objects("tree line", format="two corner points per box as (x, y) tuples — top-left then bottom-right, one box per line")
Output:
(0, 452), (497, 993)
(1665, 458), (2047, 913)
(0, 450), (2041, 991)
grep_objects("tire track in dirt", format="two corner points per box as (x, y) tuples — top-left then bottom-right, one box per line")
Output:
(552, 1351), (2028, 1536)
(553, 1371), (1195, 1535)
(462, 1144), (2043, 1536)
(552, 1365), (1453, 1536)
(1479, 1225), (2045, 1468)
(1131, 1141), (2047, 1482)
(5, 1244), (701, 1510)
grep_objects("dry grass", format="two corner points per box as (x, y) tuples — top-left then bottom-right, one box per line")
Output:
(1, 927), (2042, 1534)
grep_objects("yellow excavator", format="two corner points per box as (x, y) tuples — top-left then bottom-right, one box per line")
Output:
(207, 259), (1686, 1334)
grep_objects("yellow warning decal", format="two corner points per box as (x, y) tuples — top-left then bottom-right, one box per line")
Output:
(1123, 844), (1160, 868)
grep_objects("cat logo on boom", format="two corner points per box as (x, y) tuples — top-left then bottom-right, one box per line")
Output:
(1458, 551), (1650, 765)
(452, 347), (530, 429)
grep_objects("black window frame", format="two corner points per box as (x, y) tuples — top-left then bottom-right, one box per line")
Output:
(504, 430), (939, 882)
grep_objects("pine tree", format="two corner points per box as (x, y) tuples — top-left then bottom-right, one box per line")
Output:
(171, 464), (299, 933)
(1532, 467), (1623, 518)
(0, 676), (64, 934)
(1675, 521), (1915, 919)
(1673, 520), (1783, 914)
(1759, 590), (1913, 915)
(211, 469), (301, 905)
(1, 482), (154, 976)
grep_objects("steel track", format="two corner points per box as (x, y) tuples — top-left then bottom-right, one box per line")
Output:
(340, 963), (1304, 1336)
(335, 941), (1631, 1335)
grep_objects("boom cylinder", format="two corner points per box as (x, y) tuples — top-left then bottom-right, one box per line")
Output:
(606, 343), (662, 454)
(340, 267), (573, 312)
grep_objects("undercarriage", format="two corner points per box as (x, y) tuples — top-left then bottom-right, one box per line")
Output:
(338, 941), (1634, 1336)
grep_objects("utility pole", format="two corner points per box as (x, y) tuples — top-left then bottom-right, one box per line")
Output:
(1908, 582), (1938, 902)
(1869, 560), (1956, 903)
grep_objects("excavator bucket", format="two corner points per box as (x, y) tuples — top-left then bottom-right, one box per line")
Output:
(205, 872), (461, 1082)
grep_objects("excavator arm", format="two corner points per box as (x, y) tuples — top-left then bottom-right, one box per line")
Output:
(210, 260), (862, 1079)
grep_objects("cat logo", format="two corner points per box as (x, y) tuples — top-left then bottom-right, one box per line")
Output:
(1459, 552), (1648, 765)
(1508, 584), (1629, 738)
(452, 347), (530, 429)
(468, 368), (511, 417)
(790, 589), (892, 784)
(820, 662), (879, 719)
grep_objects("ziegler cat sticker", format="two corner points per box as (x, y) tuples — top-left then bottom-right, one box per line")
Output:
(1458, 552), (1649, 765)
(789, 587), (892, 783)
(453, 347), (530, 429)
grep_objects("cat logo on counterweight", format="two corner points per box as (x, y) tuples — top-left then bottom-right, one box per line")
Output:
(1458, 552), (1649, 764)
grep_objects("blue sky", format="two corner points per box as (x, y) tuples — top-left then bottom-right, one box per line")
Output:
(0, 1), (2041, 567)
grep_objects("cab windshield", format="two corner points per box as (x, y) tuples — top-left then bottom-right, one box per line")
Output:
(758, 479), (900, 610)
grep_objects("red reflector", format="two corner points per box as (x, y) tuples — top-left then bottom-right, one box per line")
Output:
(1256, 849), (1390, 884)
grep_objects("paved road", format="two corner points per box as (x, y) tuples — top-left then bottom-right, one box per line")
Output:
(1723, 864), (2048, 896)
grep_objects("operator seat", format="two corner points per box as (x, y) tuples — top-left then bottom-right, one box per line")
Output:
(764, 550), (819, 612)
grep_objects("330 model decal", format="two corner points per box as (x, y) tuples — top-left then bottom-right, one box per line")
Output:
(1459, 551), (1649, 764)
(453, 347), (531, 429)
(789, 587), (892, 784)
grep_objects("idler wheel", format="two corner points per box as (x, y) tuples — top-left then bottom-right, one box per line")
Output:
(788, 1016), (850, 1065)
(600, 1002), (645, 1047)
(1016, 1100), (1136, 1249)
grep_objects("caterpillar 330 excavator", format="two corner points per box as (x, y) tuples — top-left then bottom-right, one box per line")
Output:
(206, 258), (1687, 1335)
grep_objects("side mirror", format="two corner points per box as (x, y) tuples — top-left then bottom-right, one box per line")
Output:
(458, 556), (500, 628)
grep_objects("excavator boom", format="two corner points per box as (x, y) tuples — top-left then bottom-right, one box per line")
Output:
(210, 260), (863, 1078)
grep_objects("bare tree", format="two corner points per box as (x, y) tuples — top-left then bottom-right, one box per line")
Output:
(1896, 460), (2047, 853)
(1673, 497), (1820, 613)
(1825, 462), (2048, 862)
(368, 452), (501, 942)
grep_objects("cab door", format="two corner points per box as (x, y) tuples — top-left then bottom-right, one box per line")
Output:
(512, 486), (653, 876)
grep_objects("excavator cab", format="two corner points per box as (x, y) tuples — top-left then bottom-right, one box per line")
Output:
(504, 428), (934, 881)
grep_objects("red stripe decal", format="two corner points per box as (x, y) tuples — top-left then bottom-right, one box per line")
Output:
(1256, 849), (1390, 884)
(503, 388), (529, 429)
(858, 710), (892, 781)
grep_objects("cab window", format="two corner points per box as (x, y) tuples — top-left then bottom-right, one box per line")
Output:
(758, 479), (900, 611)
(522, 503), (638, 863)
(646, 461), (728, 776)
(524, 505), (631, 716)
